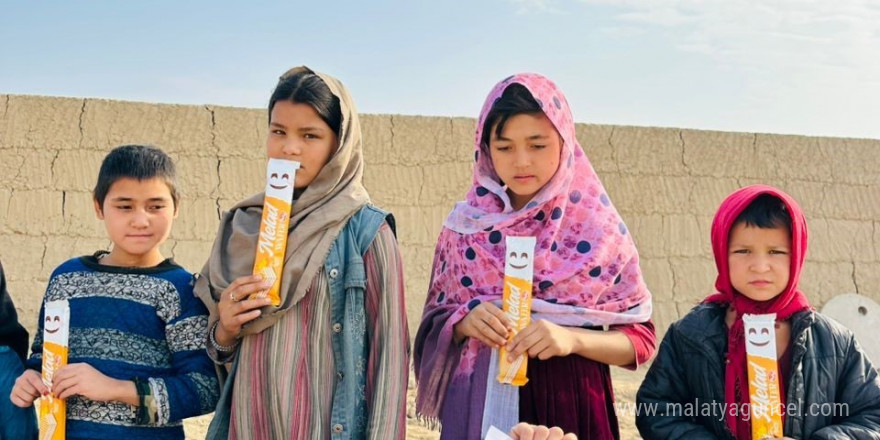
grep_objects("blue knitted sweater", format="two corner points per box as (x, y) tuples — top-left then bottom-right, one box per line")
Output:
(27, 253), (219, 440)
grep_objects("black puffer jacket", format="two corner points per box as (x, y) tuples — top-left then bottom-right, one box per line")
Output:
(637, 303), (880, 439)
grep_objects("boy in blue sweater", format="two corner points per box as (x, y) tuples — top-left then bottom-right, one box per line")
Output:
(10, 145), (219, 440)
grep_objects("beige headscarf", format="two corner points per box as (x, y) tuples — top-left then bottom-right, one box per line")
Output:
(195, 66), (371, 335)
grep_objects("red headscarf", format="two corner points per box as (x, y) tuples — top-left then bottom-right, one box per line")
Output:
(703, 185), (812, 438)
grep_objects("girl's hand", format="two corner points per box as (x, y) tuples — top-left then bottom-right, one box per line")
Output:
(10, 369), (46, 408)
(52, 363), (135, 404)
(506, 319), (576, 361)
(453, 302), (513, 348)
(509, 423), (578, 440)
(216, 274), (273, 346)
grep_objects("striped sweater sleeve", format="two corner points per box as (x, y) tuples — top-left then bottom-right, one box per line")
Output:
(363, 224), (410, 439)
(147, 277), (220, 425)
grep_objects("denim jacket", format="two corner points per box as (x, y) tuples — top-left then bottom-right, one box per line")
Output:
(207, 205), (394, 440)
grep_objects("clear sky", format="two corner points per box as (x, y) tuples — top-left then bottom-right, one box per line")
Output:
(3, 1), (879, 139)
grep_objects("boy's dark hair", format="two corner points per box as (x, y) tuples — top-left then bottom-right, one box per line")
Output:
(269, 70), (342, 136)
(480, 83), (543, 149)
(733, 194), (792, 233)
(93, 144), (179, 209)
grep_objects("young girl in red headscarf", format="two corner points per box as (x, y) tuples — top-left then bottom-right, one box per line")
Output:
(637, 185), (880, 439)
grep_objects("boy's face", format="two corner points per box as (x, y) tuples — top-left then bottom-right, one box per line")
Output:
(488, 112), (562, 211)
(728, 222), (791, 302)
(94, 177), (177, 267)
(266, 100), (338, 190)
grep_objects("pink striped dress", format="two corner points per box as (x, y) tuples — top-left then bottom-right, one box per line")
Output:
(228, 225), (409, 439)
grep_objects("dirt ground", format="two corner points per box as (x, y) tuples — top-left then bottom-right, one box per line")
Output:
(183, 368), (648, 439)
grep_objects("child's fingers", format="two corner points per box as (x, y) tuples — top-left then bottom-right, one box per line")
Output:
(483, 302), (514, 330)
(235, 309), (262, 325)
(224, 276), (271, 303)
(56, 382), (79, 400)
(51, 378), (70, 398)
(508, 327), (543, 359)
(547, 427), (566, 439)
(481, 314), (510, 342)
(236, 297), (272, 312)
(23, 371), (49, 395)
(506, 323), (536, 351)
(10, 389), (36, 408)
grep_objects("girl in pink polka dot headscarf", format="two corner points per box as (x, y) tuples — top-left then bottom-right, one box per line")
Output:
(415, 73), (656, 439)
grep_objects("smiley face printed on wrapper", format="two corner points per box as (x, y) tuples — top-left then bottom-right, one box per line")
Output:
(743, 313), (777, 359)
(269, 172), (292, 190)
(42, 300), (70, 346)
(747, 326), (772, 347)
(44, 314), (62, 334)
(265, 158), (301, 201)
(505, 236), (537, 280)
(508, 251), (531, 270)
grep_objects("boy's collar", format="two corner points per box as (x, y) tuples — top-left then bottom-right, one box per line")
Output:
(80, 250), (180, 274)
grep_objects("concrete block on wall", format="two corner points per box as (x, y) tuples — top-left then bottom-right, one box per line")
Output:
(0, 234), (45, 281)
(364, 164), (423, 207)
(640, 257), (674, 302)
(81, 99), (214, 155)
(828, 138), (880, 186)
(613, 126), (687, 176)
(681, 129), (755, 178)
(173, 197), (222, 242)
(212, 106), (266, 159)
(53, 150), (106, 191)
(6, 190), (64, 236)
(669, 257), (716, 305)
(800, 260), (858, 308)
(175, 155), (220, 198)
(418, 162), (472, 207)
(754, 134), (831, 182)
(62, 191), (106, 238)
(0, 149), (57, 190)
(819, 184), (880, 221)
(3, 96), (83, 150)
(218, 157), (264, 202)
(603, 175), (692, 216)
(576, 124), (617, 174)
(809, 219), (876, 263)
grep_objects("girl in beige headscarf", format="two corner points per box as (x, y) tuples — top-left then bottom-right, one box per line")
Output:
(196, 67), (409, 440)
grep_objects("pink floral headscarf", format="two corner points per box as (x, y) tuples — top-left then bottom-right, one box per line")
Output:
(416, 73), (652, 419)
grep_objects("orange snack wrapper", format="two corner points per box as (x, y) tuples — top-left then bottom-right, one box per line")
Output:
(497, 236), (536, 386)
(40, 300), (70, 440)
(744, 313), (783, 439)
(250, 158), (300, 306)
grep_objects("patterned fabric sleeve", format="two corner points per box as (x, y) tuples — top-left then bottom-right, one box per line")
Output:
(363, 224), (410, 440)
(144, 278), (220, 426)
